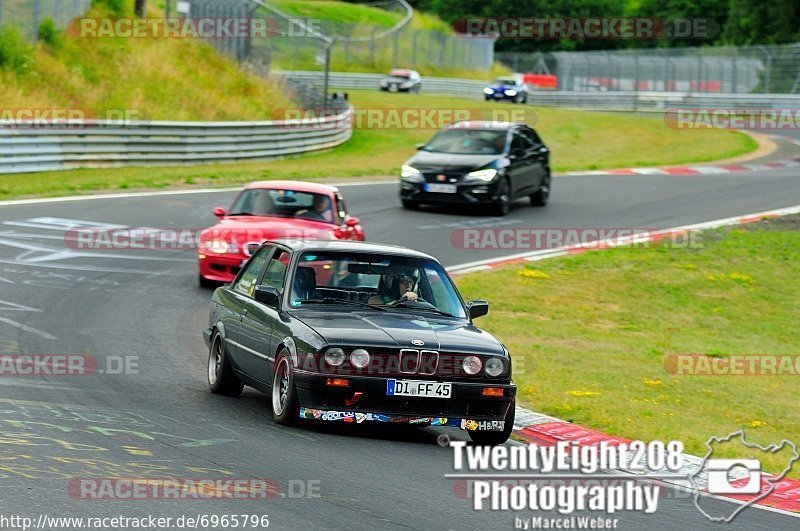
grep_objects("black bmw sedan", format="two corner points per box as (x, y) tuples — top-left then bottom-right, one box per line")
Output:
(399, 121), (551, 216)
(204, 239), (516, 445)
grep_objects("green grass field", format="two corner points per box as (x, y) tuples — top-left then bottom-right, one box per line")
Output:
(455, 217), (800, 476)
(0, 90), (756, 200)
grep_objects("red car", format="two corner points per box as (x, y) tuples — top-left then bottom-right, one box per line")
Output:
(198, 181), (365, 287)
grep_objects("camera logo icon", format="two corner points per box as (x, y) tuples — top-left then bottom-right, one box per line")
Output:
(706, 458), (761, 494)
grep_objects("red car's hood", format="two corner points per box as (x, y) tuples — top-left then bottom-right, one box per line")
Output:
(202, 215), (337, 241)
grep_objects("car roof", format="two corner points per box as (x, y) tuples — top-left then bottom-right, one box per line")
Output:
(447, 120), (521, 131)
(244, 180), (339, 194)
(266, 239), (435, 260)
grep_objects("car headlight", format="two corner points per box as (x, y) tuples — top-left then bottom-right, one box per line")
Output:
(401, 165), (424, 182)
(483, 88), (494, 95)
(350, 348), (370, 369)
(504, 89), (517, 96)
(462, 355), (482, 375)
(464, 169), (498, 182)
(324, 348), (345, 366)
(204, 240), (238, 254)
(485, 357), (504, 377)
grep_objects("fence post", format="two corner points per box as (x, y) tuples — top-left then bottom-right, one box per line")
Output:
(761, 46), (772, 93)
(0, 0), (4, 27)
(33, 0), (40, 39)
(370, 27), (376, 65)
(392, 26), (399, 66)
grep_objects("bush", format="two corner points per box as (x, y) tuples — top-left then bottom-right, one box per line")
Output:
(38, 18), (64, 48)
(92, 0), (126, 17)
(0, 27), (34, 75)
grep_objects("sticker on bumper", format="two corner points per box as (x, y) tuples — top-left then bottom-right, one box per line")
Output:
(299, 408), (504, 430)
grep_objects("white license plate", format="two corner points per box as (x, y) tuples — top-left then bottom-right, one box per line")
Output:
(387, 379), (452, 398)
(424, 183), (457, 194)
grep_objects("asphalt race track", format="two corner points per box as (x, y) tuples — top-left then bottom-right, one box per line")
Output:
(0, 159), (799, 529)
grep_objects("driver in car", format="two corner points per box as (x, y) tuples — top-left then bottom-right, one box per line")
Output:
(368, 273), (418, 305)
(296, 195), (334, 223)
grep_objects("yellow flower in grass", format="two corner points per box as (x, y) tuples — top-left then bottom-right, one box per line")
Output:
(518, 269), (551, 279)
(643, 378), (663, 387)
(747, 420), (768, 428)
(568, 390), (600, 397)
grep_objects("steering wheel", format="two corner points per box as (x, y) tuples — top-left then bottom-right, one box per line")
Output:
(297, 210), (326, 221)
(389, 295), (434, 309)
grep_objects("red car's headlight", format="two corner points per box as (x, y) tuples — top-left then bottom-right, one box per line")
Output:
(204, 240), (238, 254)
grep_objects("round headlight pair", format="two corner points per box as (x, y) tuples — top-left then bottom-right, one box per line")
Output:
(462, 355), (504, 377)
(324, 348), (370, 369)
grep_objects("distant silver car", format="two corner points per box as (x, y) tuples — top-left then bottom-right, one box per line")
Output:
(379, 69), (422, 93)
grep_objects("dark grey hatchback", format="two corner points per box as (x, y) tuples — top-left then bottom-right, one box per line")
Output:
(399, 121), (551, 216)
(204, 239), (516, 445)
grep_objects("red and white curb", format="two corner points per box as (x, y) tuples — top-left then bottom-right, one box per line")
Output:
(447, 204), (800, 276)
(564, 157), (800, 176)
(448, 206), (800, 516)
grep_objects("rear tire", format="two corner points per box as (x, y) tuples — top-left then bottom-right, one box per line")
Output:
(272, 351), (300, 425)
(207, 333), (243, 397)
(468, 400), (515, 446)
(530, 170), (551, 207)
(389, 83), (399, 93)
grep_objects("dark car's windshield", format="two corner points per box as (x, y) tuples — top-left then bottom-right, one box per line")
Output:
(290, 251), (467, 318)
(494, 78), (516, 85)
(228, 189), (335, 223)
(422, 129), (507, 155)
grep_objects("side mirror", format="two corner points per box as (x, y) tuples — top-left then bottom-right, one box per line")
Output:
(213, 207), (227, 218)
(345, 216), (360, 228)
(254, 286), (280, 308)
(415, 143), (425, 150)
(466, 300), (489, 319)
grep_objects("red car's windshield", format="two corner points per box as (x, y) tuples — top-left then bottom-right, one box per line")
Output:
(228, 188), (335, 223)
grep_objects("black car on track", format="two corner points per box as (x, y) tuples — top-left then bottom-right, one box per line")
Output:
(204, 239), (516, 445)
(399, 121), (551, 216)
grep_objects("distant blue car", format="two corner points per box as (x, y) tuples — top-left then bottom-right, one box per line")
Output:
(483, 77), (528, 103)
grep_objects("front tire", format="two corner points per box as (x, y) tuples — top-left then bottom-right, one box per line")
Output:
(530, 170), (551, 207)
(388, 83), (399, 93)
(199, 274), (216, 289)
(401, 199), (419, 210)
(468, 400), (515, 446)
(489, 178), (511, 216)
(272, 351), (300, 425)
(207, 333), (243, 396)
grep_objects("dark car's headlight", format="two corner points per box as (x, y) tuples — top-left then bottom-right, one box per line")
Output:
(462, 355), (482, 375)
(350, 349), (370, 369)
(504, 89), (517, 96)
(464, 169), (498, 182)
(324, 347), (345, 366)
(483, 88), (494, 95)
(485, 357), (504, 377)
(401, 165), (424, 182)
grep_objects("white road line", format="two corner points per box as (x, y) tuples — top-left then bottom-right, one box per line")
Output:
(0, 180), (396, 207)
(0, 317), (58, 340)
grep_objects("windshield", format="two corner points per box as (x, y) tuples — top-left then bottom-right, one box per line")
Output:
(422, 129), (507, 155)
(289, 251), (467, 318)
(494, 78), (516, 85)
(228, 188), (335, 223)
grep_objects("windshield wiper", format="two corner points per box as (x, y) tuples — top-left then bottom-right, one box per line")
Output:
(227, 212), (254, 216)
(295, 298), (387, 311)
(388, 302), (458, 318)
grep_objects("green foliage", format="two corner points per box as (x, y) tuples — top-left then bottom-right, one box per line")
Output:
(92, 0), (127, 17)
(38, 18), (64, 49)
(0, 27), (34, 75)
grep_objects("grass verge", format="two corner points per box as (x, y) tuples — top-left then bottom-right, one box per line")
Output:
(0, 90), (756, 200)
(455, 216), (800, 476)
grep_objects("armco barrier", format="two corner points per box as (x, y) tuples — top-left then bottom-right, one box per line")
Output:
(278, 70), (800, 111)
(0, 107), (353, 174)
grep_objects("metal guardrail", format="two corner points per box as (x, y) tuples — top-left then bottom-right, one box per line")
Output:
(279, 70), (800, 111)
(0, 107), (354, 174)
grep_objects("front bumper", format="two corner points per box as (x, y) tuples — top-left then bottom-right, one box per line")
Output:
(198, 253), (247, 283)
(400, 179), (503, 205)
(294, 371), (515, 427)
